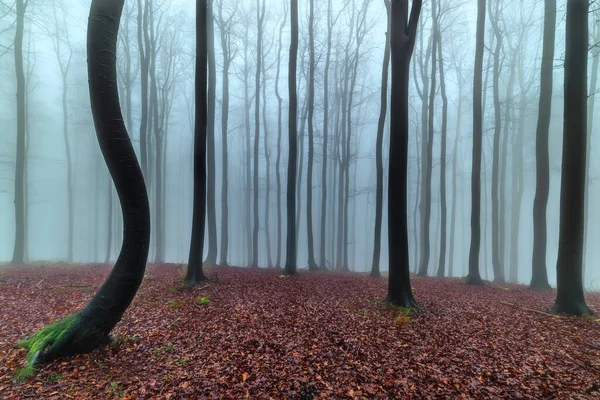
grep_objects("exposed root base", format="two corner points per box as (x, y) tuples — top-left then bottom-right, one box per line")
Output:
(15, 313), (112, 380)
(550, 302), (595, 317)
(466, 274), (484, 285)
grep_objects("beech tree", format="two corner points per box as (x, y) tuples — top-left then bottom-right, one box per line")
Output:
(467, 0), (485, 285)
(530, 0), (554, 291)
(186, 0), (209, 285)
(387, 0), (422, 307)
(284, 0), (298, 275)
(371, 0), (391, 278)
(17, 0), (150, 376)
(551, 0), (593, 316)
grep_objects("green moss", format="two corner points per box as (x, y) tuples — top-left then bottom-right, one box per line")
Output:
(14, 314), (78, 380)
(197, 296), (210, 305)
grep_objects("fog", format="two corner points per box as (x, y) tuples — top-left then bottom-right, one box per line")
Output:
(0, 0), (599, 289)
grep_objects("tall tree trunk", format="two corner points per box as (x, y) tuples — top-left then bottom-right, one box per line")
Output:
(186, 0), (209, 285)
(217, 0), (232, 266)
(583, 13), (600, 279)
(262, 37), (273, 268)
(436, 17), (448, 278)
(18, 0), (151, 370)
(372, 0), (391, 278)
(552, 0), (592, 316)
(11, 0), (26, 265)
(448, 66), (463, 278)
(509, 47), (526, 283)
(502, 47), (516, 282)
(530, 0), (555, 290)
(418, 2), (437, 277)
(105, 175), (113, 263)
(490, 1), (505, 283)
(295, 100), (308, 254)
(467, 0), (485, 285)
(206, 2), (218, 266)
(319, 0), (333, 270)
(387, 0), (422, 307)
(137, 0), (149, 177)
(285, 0), (299, 275)
(306, 0), (317, 269)
(275, 4), (288, 269)
(243, 26), (252, 266)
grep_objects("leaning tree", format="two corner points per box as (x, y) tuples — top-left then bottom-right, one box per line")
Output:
(387, 0), (422, 307)
(16, 0), (150, 377)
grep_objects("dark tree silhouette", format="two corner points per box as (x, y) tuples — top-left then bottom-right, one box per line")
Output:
(436, 2), (448, 278)
(284, 0), (299, 276)
(466, 0), (485, 285)
(387, 0), (422, 307)
(372, 0), (391, 279)
(16, 0), (150, 376)
(551, 0), (593, 316)
(530, 0), (555, 291)
(185, 0), (209, 285)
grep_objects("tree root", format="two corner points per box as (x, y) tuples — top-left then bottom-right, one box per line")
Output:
(14, 312), (111, 380)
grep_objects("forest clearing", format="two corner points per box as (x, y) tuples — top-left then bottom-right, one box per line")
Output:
(1, 264), (600, 399)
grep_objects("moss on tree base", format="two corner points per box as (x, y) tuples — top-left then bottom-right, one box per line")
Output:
(14, 312), (112, 380)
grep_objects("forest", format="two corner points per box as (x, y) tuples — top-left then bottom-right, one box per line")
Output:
(1, 0), (600, 398)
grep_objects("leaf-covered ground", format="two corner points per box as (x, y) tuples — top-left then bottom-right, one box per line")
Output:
(1, 264), (600, 399)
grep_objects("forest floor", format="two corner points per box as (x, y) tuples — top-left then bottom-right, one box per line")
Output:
(1, 264), (600, 399)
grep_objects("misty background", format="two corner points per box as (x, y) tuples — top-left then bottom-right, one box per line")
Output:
(1, 0), (598, 289)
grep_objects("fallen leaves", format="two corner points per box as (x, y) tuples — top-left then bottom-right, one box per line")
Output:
(0, 264), (599, 398)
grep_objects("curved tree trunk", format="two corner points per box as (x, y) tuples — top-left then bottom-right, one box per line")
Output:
(186, 0), (209, 285)
(17, 0), (150, 373)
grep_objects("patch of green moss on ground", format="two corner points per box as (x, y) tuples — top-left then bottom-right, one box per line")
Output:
(14, 314), (79, 380)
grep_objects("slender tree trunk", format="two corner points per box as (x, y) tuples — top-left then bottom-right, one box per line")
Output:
(418, 4), (437, 277)
(262, 39), (273, 268)
(186, 0), (209, 285)
(467, 0), (485, 285)
(490, 3), (505, 283)
(217, 0), (232, 266)
(509, 51), (526, 283)
(275, 4), (287, 269)
(305, 0), (317, 269)
(243, 26), (252, 266)
(372, 0), (391, 278)
(11, 0), (26, 265)
(285, 0), (299, 275)
(206, 2), (218, 266)
(137, 0), (149, 177)
(436, 19), (448, 278)
(449, 67), (462, 278)
(531, 0), (555, 290)
(552, 0), (592, 315)
(295, 101), (308, 254)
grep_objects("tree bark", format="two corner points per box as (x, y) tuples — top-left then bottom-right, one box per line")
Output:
(205, 2), (218, 266)
(306, 0), (317, 270)
(387, 0), (422, 307)
(284, 0), (299, 275)
(320, 0), (332, 270)
(551, 0), (593, 316)
(186, 0), (209, 285)
(372, 0), (391, 278)
(436, 12), (448, 278)
(11, 0), (26, 265)
(530, 0), (555, 291)
(467, 0), (485, 285)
